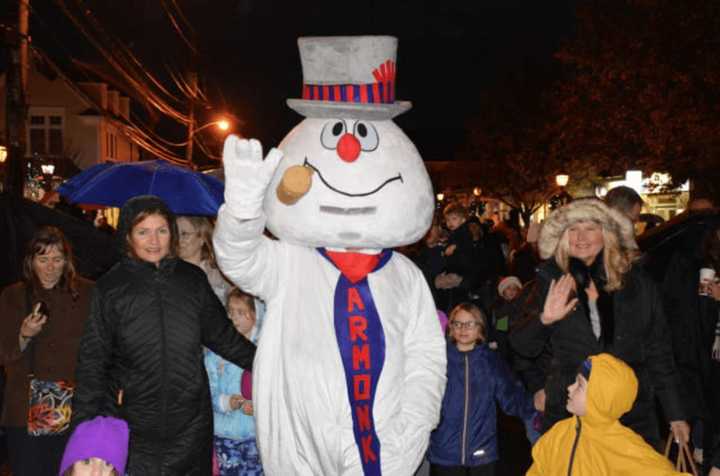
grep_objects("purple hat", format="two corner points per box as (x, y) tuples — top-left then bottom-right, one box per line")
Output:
(437, 310), (448, 333)
(59, 416), (129, 475)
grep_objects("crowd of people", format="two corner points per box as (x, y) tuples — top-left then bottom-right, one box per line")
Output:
(0, 188), (718, 475)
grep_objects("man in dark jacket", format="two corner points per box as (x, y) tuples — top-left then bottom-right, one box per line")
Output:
(71, 196), (256, 475)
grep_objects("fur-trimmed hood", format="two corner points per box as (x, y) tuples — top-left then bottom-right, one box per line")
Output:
(538, 198), (638, 260)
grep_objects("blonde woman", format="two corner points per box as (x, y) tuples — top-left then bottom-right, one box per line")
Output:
(510, 198), (689, 449)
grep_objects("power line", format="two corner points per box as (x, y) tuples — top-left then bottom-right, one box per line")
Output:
(54, 0), (193, 125)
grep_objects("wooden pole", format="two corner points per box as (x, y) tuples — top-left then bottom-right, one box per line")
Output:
(3, 0), (30, 196)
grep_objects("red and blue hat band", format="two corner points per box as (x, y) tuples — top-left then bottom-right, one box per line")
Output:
(301, 60), (397, 105)
(302, 81), (395, 104)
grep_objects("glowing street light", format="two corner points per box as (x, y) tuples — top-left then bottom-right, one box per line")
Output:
(217, 119), (230, 131)
(436, 192), (445, 202)
(0, 146), (7, 163)
(194, 117), (232, 135)
(555, 174), (569, 188)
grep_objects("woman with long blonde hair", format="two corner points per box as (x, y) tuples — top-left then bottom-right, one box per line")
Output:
(510, 198), (689, 449)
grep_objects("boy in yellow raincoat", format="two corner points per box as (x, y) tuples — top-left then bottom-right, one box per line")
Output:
(527, 353), (690, 476)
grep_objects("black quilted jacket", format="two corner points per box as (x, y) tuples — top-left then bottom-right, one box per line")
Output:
(72, 256), (255, 475)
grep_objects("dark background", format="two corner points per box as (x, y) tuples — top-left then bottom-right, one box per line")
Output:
(3, 0), (578, 162)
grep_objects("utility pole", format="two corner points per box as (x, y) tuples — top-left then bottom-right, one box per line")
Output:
(4, 0), (30, 196)
(184, 71), (197, 168)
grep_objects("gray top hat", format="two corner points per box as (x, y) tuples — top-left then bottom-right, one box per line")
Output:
(287, 36), (412, 120)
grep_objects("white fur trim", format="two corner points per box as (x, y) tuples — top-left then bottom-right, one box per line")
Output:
(538, 198), (637, 260)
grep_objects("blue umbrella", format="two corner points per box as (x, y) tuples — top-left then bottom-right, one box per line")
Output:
(57, 162), (114, 197)
(58, 160), (225, 216)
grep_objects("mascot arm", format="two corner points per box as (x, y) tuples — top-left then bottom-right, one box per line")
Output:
(399, 273), (448, 469)
(213, 135), (283, 301)
(214, 208), (281, 302)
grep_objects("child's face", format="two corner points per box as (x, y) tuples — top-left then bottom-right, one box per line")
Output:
(445, 214), (466, 231)
(71, 457), (117, 476)
(502, 284), (521, 301)
(228, 297), (256, 335)
(566, 374), (588, 416)
(449, 309), (481, 350)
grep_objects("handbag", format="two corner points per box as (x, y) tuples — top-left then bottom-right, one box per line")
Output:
(24, 286), (74, 436)
(27, 378), (74, 436)
(663, 432), (698, 475)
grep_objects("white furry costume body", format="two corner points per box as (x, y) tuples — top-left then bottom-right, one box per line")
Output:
(214, 36), (446, 475)
(214, 217), (445, 474)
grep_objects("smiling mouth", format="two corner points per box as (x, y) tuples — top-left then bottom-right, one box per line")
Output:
(303, 158), (403, 197)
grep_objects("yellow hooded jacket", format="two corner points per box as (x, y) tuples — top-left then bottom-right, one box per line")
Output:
(527, 354), (690, 476)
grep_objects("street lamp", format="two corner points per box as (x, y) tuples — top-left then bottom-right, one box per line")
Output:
(436, 192), (444, 202)
(0, 146), (7, 163)
(193, 118), (232, 135)
(186, 117), (233, 167)
(551, 174), (572, 210)
(41, 164), (55, 176)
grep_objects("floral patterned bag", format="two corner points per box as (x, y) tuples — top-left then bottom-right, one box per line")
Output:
(27, 378), (74, 436)
(24, 286), (74, 436)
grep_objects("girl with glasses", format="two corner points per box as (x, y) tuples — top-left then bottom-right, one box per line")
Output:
(427, 303), (535, 476)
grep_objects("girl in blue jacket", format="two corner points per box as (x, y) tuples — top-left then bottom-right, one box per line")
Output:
(206, 288), (264, 476)
(428, 302), (535, 476)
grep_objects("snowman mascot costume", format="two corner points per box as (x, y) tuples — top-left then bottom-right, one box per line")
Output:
(214, 36), (446, 476)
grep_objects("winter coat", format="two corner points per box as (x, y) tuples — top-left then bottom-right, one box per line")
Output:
(206, 302), (264, 442)
(527, 353), (689, 476)
(428, 342), (534, 467)
(661, 233), (719, 419)
(444, 222), (476, 282)
(509, 259), (684, 446)
(71, 256), (256, 476)
(0, 278), (93, 427)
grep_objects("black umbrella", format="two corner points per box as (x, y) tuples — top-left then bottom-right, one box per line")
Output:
(0, 193), (119, 289)
(638, 209), (720, 283)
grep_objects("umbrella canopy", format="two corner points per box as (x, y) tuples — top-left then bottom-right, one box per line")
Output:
(0, 193), (118, 288)
(58, 160), (225, 216)
(638, 209), (720, 283)
(57, 162), (114, 197)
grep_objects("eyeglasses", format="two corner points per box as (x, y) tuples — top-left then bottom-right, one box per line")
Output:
(450, 321), (480, 330)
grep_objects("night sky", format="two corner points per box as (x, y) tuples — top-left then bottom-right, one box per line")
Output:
(9, 0), (578, 162)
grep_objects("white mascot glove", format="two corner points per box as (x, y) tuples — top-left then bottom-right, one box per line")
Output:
(222, 135), (283, 219)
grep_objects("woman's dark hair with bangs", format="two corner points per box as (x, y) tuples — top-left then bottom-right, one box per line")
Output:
(22, 226), (79, 300)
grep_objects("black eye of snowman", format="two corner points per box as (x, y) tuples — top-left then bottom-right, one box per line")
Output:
(352, 121), (379, 152)
(320, 121), (347, 149)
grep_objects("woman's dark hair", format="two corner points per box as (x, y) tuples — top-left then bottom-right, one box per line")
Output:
(125, 207), (178, 260)
(22, 226), (78, 299)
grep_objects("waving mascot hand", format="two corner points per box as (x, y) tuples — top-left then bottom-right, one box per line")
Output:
(214, 36), (446, 476)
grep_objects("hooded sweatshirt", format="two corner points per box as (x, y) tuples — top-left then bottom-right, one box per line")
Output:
(527, 354), (690, 476)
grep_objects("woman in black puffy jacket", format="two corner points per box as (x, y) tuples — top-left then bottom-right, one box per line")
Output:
(71, 195), (256, 475)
